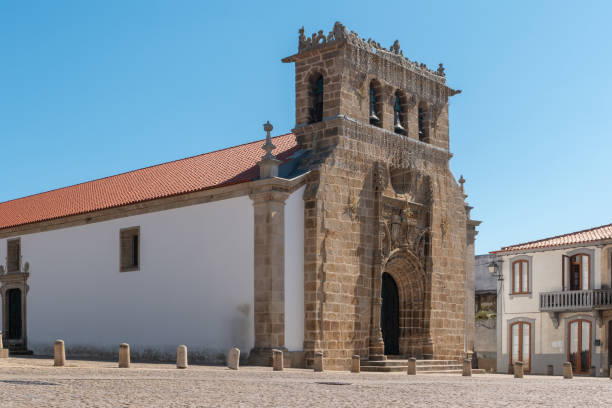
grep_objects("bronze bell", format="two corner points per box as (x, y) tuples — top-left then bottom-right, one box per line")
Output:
(369, 87), (379, 124)
(370, 111), (380, 124)
(394, 117), (405, 133)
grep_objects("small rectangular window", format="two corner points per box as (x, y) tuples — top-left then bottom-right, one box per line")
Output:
(7, 239), (21, 273)
(512, 260), (529, 294)
(120, 227), (140, 272)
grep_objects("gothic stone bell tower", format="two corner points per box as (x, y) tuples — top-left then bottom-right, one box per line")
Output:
(283, 22), (479, 369)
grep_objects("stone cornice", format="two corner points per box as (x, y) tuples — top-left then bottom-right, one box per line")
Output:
(0, 173), (308, 240)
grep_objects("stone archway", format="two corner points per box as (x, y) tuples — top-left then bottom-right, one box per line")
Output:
(382, 251), (426, 357)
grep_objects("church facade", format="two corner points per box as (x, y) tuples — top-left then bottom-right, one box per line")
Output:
(0, 23), (478, 369)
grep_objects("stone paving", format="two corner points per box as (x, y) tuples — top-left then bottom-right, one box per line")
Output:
(0, 357), (611, 407)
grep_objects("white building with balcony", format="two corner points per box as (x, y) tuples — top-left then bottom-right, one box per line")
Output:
(491, 223), (612, 376)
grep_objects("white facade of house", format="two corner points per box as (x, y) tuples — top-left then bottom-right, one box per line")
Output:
(495, 242), (612, 376)
(0, 186), (305, 362)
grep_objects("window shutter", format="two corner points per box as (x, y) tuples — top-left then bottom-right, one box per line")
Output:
(120, 232), (130, 269)
(7, 239), (20, 272)
(562, 255), (570, 291)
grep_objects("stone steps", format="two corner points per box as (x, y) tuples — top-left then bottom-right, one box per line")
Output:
(360, 359), (486, 374)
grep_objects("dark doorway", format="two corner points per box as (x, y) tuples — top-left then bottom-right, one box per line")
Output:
(7, 289), (22, 340)
(381, 272), (399, 355)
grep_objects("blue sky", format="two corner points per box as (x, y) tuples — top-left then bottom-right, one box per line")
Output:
(1, 1), (611, 254)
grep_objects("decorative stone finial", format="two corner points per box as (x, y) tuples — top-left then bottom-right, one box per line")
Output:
(437, 63), (446, 76)
(261, 121), (276, 160)
(458, 175), (465, 192)
(258, 121), (281, 179)
(390, 40), (401, 55)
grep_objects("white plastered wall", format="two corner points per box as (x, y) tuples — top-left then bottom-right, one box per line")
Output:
(0, 196), (254, 360)
(284, 186), (305, 351)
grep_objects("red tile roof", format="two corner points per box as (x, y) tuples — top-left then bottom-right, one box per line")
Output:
(495, 223), (612, 253)
(0, 133), (298, 230)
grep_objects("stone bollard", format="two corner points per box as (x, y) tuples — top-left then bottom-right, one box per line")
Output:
(54, 340), (66, 367)
(176, 345), (188, 369)
(462, 359), (472, 377)
(407, 357), (417, 375)
(514, 361), (524, 378)
(0, 332), (8, 358)
(313, 352), (324, 372)
(563, 362), (573, 379)
(272, 349), (284, 371)
(118, 343), (130, 368)
(546, 365), (553, 376)
(351, 355), (360, 373)
(227, 347), (240, 370)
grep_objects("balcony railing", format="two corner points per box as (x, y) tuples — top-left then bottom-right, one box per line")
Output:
(540, 289), (612, 312)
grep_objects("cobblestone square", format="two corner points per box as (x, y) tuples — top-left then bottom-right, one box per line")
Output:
(0, 357), (610, 407)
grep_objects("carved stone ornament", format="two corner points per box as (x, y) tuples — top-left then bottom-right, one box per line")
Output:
(380, 195), (430, 270)
(346, 190), (359, 220)
(298, 22), (348, 52)
(373, 162), (387, 193)
(295, 22), (447, 80)
(440, 215), (450, 239)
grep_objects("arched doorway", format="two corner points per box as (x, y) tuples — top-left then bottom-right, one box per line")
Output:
(381, 272), (399, 355)
(7, 288), (22, 340)
(380, 252), (427, 357)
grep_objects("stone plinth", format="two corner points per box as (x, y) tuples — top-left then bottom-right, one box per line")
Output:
(228, 348), (240, 370)
(177, 345), (188, 369)
(351, 355), (360, 373)
(514, 361), (524, 378)
(407, 357), (416, 375)
(272, 349), (283, 371)
(313, 352), (323, 372)
(54, 340), (65, 367)
(118, 343), (130, 368)
(462, 359), (472, 377)
(563, 362), (573, 379)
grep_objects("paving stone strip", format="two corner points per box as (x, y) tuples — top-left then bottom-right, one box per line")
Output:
(0, 357), (611, 407)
